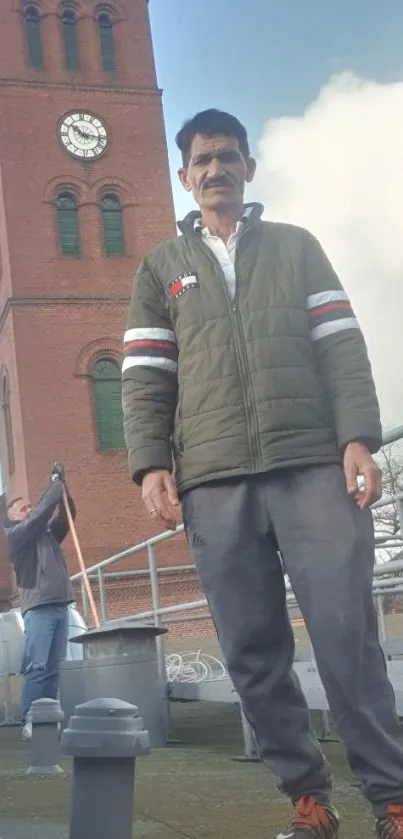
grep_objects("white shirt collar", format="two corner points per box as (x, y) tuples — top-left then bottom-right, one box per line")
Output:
(194, 204), (253, 234)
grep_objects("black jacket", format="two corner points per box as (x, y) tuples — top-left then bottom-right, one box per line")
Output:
(4, 480), (76, 615)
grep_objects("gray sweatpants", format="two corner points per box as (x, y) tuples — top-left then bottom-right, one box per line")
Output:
(182, 465), (403, 816)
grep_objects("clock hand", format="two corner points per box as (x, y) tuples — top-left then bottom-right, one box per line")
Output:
(73, 126), (93, 140)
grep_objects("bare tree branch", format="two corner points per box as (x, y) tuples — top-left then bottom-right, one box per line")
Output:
(373, 442), (403, 611)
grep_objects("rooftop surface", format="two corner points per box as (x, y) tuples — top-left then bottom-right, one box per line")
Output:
(0, 701), (376, 838)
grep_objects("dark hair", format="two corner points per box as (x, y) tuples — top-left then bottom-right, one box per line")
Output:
(175, 109), (250, 166)
(6, 496), (23, 512)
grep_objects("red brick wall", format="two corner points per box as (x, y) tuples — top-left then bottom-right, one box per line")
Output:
(0, 312), (29, 503)
(0, 0), (192, 605)
(0, 87), (174, 300)
(0, 0), (157, 90)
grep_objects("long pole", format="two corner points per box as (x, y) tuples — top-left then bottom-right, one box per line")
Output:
(62, 487), (100, 627)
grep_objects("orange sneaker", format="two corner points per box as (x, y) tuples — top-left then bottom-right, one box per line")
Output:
(376, 804), (403, 839)
(276, 796), (339, 839)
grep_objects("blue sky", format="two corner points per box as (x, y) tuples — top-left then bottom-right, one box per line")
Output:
(149, 1), (403, 427)
(149, 0), (403, 219)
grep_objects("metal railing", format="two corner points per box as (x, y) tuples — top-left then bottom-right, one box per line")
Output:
(70, 529), (187, 627)
(69, 425), (403, 678)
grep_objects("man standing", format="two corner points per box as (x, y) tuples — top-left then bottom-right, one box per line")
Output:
(122, 109), (403, 838)
(4, 463), (75, 740)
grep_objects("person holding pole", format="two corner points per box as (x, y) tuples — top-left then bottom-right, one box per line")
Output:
(4, 463), (76, 741)
(122, 109), (403, 839)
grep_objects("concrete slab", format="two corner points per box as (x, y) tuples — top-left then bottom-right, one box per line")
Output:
(0, 820), (179, 839)
(0, 823), (68, 839)
(0, 702), (377, 839)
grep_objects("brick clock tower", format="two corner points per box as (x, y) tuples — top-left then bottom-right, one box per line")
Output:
(0, 0), (184, 607)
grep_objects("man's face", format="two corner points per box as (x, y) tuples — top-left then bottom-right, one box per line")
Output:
(8, 500), (32, 522)
(178, 134), (256, 213)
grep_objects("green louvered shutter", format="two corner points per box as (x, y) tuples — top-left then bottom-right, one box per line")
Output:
(101, 195), (125, 256)
(92, 359), (125, 450)
(26, 6), (43, 68)
(98, 13), (115, 72)
(63, 11), (79, 70)
(56, 193), (80, 256)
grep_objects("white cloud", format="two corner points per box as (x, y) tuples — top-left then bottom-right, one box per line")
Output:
(249, 72), (403, 431)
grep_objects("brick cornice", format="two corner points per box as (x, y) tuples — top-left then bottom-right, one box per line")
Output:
(0, 295), (130, 333)
(0, 78), (162, 97)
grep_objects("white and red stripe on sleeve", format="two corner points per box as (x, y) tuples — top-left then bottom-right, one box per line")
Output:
(307, 291), (359, 341)
(122, 327), (178, 374)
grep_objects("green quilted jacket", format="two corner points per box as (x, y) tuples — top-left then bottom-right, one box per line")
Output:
(122, 203), (381, 493)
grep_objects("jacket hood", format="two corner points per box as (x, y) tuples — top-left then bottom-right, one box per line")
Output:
(177, 201), (264, 235)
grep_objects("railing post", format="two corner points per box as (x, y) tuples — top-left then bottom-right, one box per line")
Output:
(98, 568), (107, 623)
(147, 545), (164, 675)
(377, 593), (387, 640)
(396, 499), (403, 535)
(236, 706), (260, 762)
(147, 543), (171, 739)
(81, 579), (89, 626)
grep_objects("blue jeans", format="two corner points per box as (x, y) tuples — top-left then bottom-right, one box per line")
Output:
(21, 604), (69, 723)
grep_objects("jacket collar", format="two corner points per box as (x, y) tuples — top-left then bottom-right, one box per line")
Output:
(177, 201), (264, 236)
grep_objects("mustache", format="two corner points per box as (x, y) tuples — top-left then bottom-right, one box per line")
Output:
(202, 175), (235, 190)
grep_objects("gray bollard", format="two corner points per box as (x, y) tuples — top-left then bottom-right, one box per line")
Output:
(62, 697), (150, 839)
(26, 698), (64, 776)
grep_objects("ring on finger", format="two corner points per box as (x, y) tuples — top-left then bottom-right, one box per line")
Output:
(149, 508), (157, 514)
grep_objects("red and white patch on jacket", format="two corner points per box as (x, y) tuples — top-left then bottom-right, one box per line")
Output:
(169, 272), (199, 300)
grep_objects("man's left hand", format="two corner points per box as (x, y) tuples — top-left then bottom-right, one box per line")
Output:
(51, 462), (65, 483)
(343, 441), (382, 509)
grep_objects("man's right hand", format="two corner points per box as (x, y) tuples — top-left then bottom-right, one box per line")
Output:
(142, 469), (179, 531)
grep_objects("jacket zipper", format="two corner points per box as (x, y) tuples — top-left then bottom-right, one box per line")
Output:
(178, 392), (184, 455)
(187, 227), (262, 472)
(233, 227), (263, 470)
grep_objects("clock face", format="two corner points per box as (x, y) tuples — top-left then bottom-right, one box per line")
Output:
(59, 112), (108, 160)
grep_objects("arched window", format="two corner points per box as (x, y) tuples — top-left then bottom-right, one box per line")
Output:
(97, 11), (115, 72)
(25, 5), (43, 69)
(91, 358), (125, 450)
(2, 376), (15, 476)
(55, 192), (80, 256)
(62, 9), (79, 70)
(101, 194), (125, 256)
